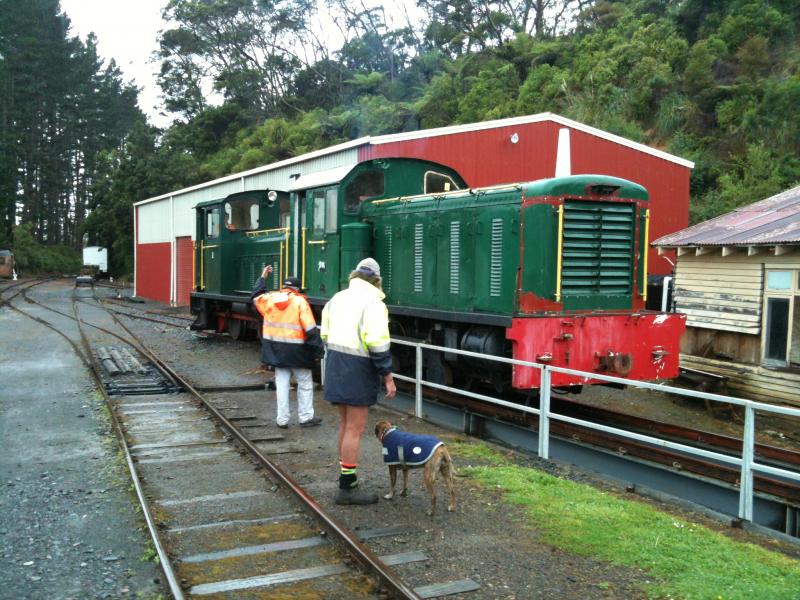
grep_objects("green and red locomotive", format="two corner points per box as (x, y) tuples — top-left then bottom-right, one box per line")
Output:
(190, 157), (685, 390)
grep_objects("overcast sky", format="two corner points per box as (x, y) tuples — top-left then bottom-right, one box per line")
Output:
(60, 0), (171, 126)
(59, 0), (421, 129)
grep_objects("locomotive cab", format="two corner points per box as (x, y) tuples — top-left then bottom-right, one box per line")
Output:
(190, 188), (290, 336)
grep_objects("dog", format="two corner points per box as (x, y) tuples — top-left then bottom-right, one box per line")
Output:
(374, 420), (456, 516)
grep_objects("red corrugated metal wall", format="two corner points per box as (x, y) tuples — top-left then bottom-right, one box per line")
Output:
(359, 121), (688, 275)
(360, 122), (562, 187)
(175, 236), (193, 306)
(136, 242), (171, 304)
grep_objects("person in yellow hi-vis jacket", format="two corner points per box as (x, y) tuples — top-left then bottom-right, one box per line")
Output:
(321, 258), (396, 505)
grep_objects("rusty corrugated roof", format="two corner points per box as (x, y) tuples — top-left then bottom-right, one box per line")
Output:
(653, 184), (800, 247)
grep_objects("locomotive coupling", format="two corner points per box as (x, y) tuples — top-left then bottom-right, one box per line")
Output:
(651, 346), (669, 362)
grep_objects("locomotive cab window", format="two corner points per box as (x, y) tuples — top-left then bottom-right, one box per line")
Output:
(344, 170), (384, 213)
(223, 198), (260, 231)
(206, 208), (221, 239)
(763, 269), (800, 368)
(425, 171), (460, 194)
(0, 257), (5, 265)
(312, 189), (338, 235)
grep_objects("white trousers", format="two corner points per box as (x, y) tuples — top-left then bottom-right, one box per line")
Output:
(274, 367), (314, 426)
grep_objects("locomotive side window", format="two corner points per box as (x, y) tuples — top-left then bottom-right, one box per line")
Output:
(206, 208), (220, 239)
(313, 191), (325, 235)
(425, 171), (460, 194)
(312, 189), (338, 234)
(223, 198), (260, 231)
(325, 189), (337, 233)
(344, 170), (384, 213)
(0, 257), (5, 265)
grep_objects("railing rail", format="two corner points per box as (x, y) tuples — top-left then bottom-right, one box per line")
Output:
(388, 337), (800, 523)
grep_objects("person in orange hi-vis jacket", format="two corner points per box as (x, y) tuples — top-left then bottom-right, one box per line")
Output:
(251, 265), (323, 428)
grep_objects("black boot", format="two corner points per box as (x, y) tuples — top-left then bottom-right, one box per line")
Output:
(335, 486), (378, 505)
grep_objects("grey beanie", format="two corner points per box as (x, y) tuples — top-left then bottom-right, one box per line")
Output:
(356, 257), (380, 277)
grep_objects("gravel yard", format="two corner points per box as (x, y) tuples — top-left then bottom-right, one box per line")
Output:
(3, 281), (798, 600)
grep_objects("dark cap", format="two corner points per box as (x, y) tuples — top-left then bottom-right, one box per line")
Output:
(282, 276), (301, 290)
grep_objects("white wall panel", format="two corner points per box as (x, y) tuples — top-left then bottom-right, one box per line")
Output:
(137, 201), (171, 243)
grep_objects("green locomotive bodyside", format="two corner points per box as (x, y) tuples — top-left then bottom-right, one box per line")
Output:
(191, 159), (650, 333)
(360, 174), (649, 318)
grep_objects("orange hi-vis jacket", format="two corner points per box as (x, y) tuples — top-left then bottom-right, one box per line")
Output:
(252, 288), (322, 368)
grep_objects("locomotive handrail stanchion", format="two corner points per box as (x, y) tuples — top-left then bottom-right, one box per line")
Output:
(301, 226), (307, 288)
(642, 208), (650, 302)
(415, 344), (423, 418)
(739, 404), (756, 521)
(555, 204), (564, 302)
(539, 367), (552, 460)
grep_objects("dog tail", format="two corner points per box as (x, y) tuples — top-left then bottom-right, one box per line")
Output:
(440, 447), (456, 478)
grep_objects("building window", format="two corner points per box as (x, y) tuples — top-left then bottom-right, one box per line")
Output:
(763, 269), (800, 367)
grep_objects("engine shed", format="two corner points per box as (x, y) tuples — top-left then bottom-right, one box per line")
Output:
(134, 112), (693, 305)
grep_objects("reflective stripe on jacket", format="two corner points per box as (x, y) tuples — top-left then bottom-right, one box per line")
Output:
(321, 278), (392, 405)
(252, 281), (321, 368)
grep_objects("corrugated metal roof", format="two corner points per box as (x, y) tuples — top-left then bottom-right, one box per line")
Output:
(653, 184), (800, 247)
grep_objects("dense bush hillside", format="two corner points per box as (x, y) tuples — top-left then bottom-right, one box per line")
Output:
(2, 0), (799, 275)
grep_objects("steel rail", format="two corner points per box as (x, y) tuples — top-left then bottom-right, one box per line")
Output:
(70, 299), (186, 600)
(105, 309), (421, 600)
(3, 280), (184, 598)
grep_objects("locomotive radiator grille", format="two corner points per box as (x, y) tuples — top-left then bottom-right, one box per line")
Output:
(561, 201), (634, 296)
(490, 218), (503, 297)
(383, 226), (393, 293)
(449, 221), (460, 295)
(414, 223), (424, 293)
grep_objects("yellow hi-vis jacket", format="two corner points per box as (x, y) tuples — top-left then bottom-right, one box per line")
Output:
(321, 278), (392, 405)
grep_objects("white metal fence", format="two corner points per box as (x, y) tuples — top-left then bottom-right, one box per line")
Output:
(389, 338), (800, 523)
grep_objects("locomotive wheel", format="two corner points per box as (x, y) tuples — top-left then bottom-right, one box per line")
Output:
(229, 318), (245, 340)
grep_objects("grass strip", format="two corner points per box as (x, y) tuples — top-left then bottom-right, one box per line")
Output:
(452, 442), (800, 599)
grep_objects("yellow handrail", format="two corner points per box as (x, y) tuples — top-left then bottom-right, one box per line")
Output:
(245, 226), (289, 238)
(279, 242), (284, 284)
(301, 227), (307, 288)
(200, 240), (204, 290)
(555, 205), (564, 302)
(642, 209), (650, 302)
(284, 231), (290, 279)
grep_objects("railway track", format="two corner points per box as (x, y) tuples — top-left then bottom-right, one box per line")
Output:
(4, 280), (479, 599)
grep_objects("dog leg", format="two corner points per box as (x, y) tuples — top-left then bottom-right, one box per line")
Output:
(400, 467), (409, 497)
(384, 466), (397, 500)
(424, 462), (437, 516)
(442, 449), (456, 512)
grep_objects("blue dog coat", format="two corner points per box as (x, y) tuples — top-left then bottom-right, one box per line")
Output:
(381, 428), (443, 466)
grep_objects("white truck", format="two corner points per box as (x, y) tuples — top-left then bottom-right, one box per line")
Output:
(82, 246), (108, 274)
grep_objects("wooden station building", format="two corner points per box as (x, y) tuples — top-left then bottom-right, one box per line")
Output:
(653, 185), (800, 406)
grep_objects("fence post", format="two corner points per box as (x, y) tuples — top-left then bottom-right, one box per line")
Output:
(415, 344), (423, 418)
(738, 403), (755, 522)
(538, 367), (551, 460)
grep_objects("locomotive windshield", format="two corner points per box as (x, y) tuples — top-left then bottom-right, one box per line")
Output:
(344, 170), (385, 213)
(223, 198), (260, 231)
